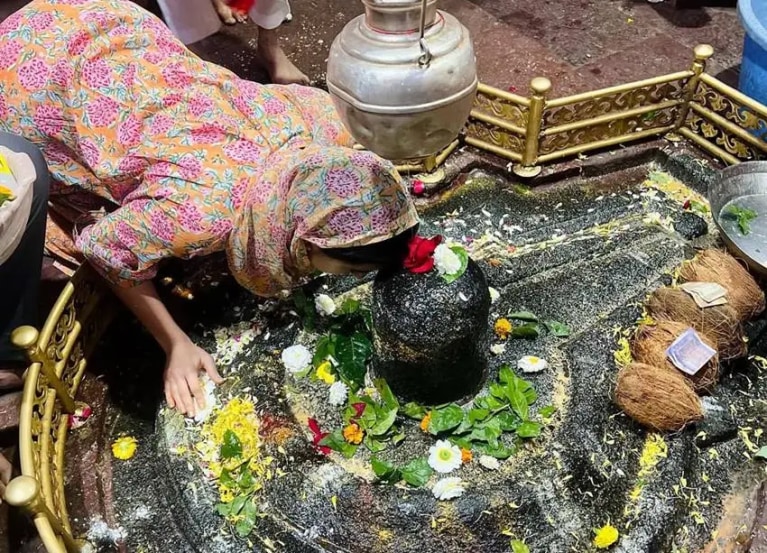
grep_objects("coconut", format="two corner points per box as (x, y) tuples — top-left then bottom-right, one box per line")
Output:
(679, 249), (765, 321)
(631, 320), (719, 393)
(615, 363), (703, 432)
(646, 287), (747, 360)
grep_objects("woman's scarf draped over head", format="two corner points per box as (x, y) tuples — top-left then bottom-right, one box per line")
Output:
(227, 144), (420, 297)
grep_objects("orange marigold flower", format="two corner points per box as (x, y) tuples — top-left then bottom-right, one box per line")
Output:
(494, 318), (513, 340)
(342, 422), (364, 445)
(461, 448), (473, 463)
(420, 411), (432, 432)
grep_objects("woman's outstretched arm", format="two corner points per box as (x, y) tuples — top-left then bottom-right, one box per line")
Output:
(110, 280), (223, 416)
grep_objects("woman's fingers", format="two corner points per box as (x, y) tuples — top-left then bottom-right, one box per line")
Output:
(187, 373), (205, 411)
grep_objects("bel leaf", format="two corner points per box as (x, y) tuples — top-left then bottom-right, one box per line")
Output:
(364, 435), (388, 453)
(371, 456), (401, 482)
(216, 502), (231, 517)
(312, 335), (336, 368)
(230, 495), (247, 516)
(442, 246), (470, 284)
(510, 323), (540, 339)
(339, 298), (361, 315)
(369, 407), (398, 436)
(511, 539), (530, 553)
(374, 378), (399, 410)
(496, 411), (521, 431)
(498, 365), (515, 384)
(544, 320), (571, 337)
(335, 332), (372, 390)
(508, 311), (538, 322)
(755, 446), (767, 460)
(517, 421), (542, 439)
(402, 402), (427, 420)
(468, 408), (490, 424)
(220, 429), (243, 460)
(473, 441), (516, 459)
(401, 458), (433, 487)
(539, 405), (557, 418)
(429, 404), (465, 434)
(507, 388), (529, 421)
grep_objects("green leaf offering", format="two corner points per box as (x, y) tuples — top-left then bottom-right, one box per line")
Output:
(364, 435), (388, 454)
(401, 457), (433, 487)
(335, 331), (372, 389)
(371, 456), (401, 483)
(402, 402), (427, 420)
(319, 430), (359, 458)
(428, 404), (465, 434)
(338, 298), (361, 315)
(292, 289), (315, 331)
(755, 446), (767, 460)
(374, 378), (399, 410)
(369, 407), (398, 436)
(539, 405), (557, 419)
(235, 501), (258, 537)
(312, 335), (336, 368)
(473, 441), (515, 459)
(442, 246), (470, 284)
(544, 320), (571, 337)
(510, 323), (540, 339)
(220, 429), (243, 460)
(517, 421), (542, 438)
(725, 204), (758, 235)
(508, 311), (539, 322)
(511, 539), (530, 553)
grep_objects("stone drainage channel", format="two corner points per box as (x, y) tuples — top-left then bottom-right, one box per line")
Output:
(53, 153), (767, 553)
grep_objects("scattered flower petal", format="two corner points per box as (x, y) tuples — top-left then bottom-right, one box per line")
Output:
(593, 524), (620, 549)
(316, 361), (336, 384)
(432, 477), (465, 500)
(490, 343), (506, 356)
(282, 344), (312, 374)
(342, 422), (364, 444)
(517, 355), (548, 373)
(351, 402), (367, 419)
(489, 287), (500, 304)
(420, 411), (432, 432)
(461, 448), (473, 463)
(328, 381), (349, 406)
(192, 376), (218, 423)
(478, 455), (500, 470)
(308, 418), (330, 455)
(315, 294), (336, 316)
(67, 403), (93, 430)
(112, 437), (138, 460)
(428, 440), (463, 473)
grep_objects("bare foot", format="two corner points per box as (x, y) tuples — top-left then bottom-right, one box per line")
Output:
(258, 28), (309, 85)
(232, 8), (248, 23)
(212, 0), (236, 25)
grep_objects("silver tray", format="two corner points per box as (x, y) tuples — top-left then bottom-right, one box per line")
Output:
(709, 161), (767, 278)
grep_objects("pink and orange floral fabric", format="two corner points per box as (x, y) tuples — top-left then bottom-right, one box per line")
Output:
(0, 0), (418, 296)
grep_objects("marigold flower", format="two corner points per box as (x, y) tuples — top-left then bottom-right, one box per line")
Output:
(461, 448), (473, 463)
(342, 422), (364, 445)
(111, 437), (138, 460)
(420, 411), (432, 432)
(315, 361), (335, 384)
(593, 524), (620, 549)
(494, 318), (513, 340)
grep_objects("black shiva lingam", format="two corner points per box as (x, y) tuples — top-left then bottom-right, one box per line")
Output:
(371, 241), (490, 405)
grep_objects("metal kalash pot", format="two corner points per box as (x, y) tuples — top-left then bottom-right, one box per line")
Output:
(326, 0), (477, 161)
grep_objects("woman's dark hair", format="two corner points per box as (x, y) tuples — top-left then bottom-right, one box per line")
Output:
(322, 224), (419, 270)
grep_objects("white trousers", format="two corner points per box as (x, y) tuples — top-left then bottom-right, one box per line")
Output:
(156, 0), (291, 45)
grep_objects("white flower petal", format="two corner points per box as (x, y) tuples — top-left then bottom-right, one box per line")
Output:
(517, 355), (548, 373)
(428, 440), (463, 473)
(191, 376), (218, 423)
(489, 287), (500, 304)
(478, 455), (500, 470)
(315, 294), (336, 316)
(432, 477), (465, 500)
(434, 244), (462, 276)
(328, 381), (349, 406)
(282, 345), (312, 373)
(490, 344), (506, 356)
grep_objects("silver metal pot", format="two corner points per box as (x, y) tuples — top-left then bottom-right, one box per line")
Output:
(326, 0), (477, 161)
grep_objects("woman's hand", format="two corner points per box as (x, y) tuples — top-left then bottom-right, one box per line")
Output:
(164, 337), (223, 416)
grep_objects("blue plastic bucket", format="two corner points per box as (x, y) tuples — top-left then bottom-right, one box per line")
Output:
(738, 0), (767, 107)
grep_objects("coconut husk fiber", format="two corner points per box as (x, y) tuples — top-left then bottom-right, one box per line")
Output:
(615, 363), (703, 432)
(631, 320), (719, 393)
(679, 249), (765, 321)
(646, 287), (747, 361)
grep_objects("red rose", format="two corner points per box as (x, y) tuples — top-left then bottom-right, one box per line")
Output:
(404, 235), (442, 274)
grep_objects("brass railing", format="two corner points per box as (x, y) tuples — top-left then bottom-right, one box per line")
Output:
(5, 43), (767, 552)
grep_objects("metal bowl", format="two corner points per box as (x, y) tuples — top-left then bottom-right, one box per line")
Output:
(709, 161), (767, 277)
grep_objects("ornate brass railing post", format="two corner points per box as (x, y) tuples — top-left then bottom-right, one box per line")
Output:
(514, 77), (551, 178)
(11, 326), (76, 414)
(674, 44), (714, 130)
(4, 476), (82, 553)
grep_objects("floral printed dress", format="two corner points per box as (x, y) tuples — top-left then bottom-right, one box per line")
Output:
(0, 0), (352, 286)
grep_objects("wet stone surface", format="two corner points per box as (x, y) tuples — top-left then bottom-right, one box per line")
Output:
(372, 259), (491, 405)
(69, 154), (767, 553)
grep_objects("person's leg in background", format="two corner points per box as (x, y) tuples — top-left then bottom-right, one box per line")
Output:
(250, 0), (309, 85)
(0, 132), (50, 394)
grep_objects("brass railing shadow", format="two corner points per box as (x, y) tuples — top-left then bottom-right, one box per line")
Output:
(4, 44), (767, 552)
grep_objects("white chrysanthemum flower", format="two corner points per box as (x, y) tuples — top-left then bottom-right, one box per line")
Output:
(281, 345), (312, 373)
(433, 244), (462, 276)
(490, 343), (506, 356)
(432, 477), (465, 500)
(489, 287), (500, 304)
(328, 381), (349, 406)
(428, 440), (463, 473)
(517, 355), (548, 373)
(478, 455), (500, 470)
(192, 376), (218, 423)
(314, 294), (336, 316)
